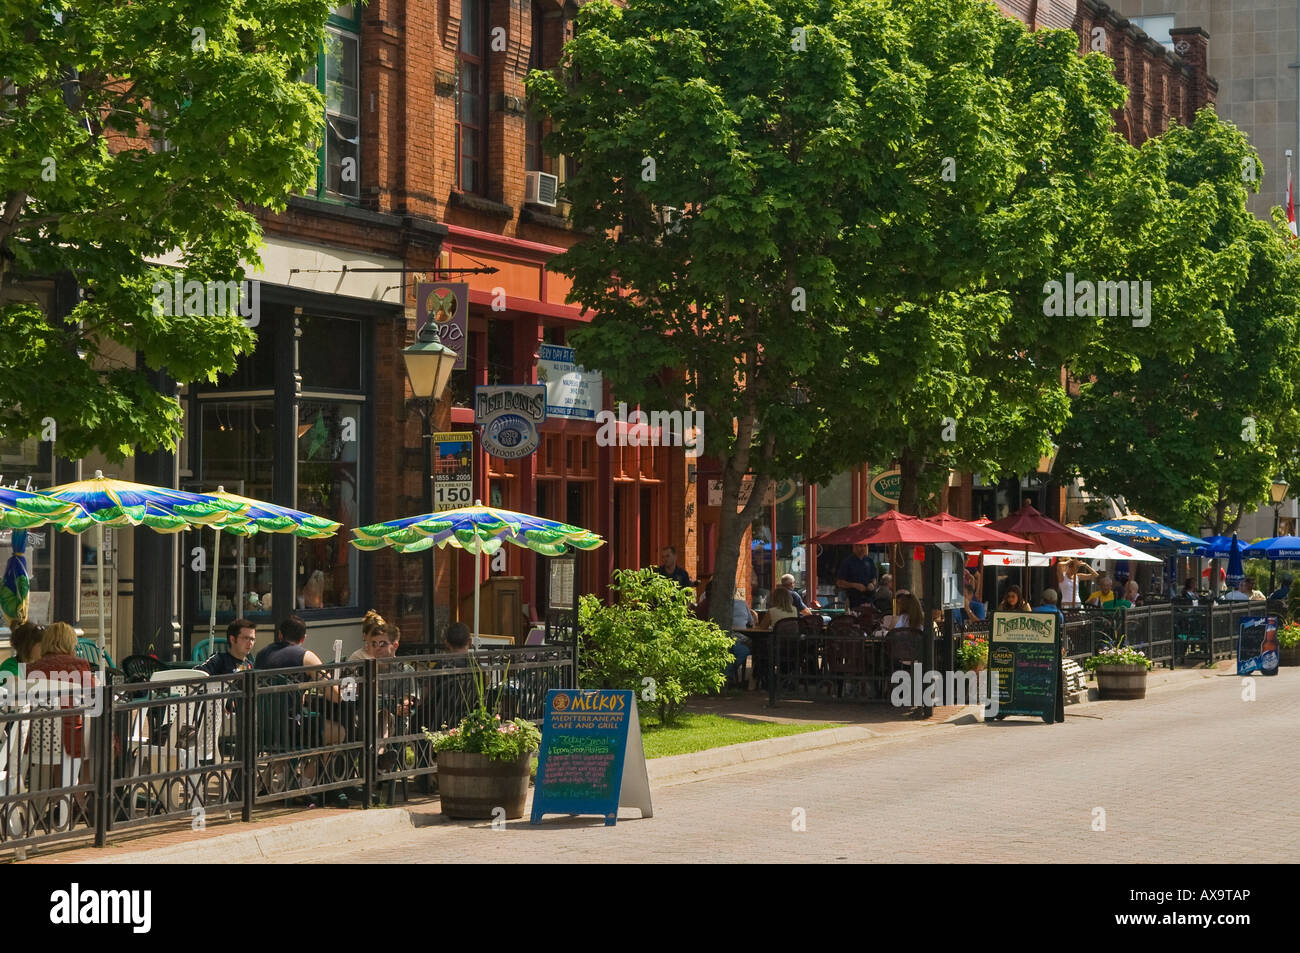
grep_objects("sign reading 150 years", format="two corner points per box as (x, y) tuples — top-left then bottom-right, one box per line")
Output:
(474, 385), (546, 459)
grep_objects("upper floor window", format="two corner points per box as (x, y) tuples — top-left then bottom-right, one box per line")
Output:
(457, 0), (488, 194)
(1130, 15), (1175, 51)
(306, 5), (361, 201)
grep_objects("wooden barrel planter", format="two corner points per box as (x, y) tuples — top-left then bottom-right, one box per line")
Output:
(1094, 664), (1149, 700)
(437, 751), (531, 819)
(1280, 645), (1300, 667)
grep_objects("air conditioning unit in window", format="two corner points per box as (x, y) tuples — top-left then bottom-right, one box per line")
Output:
(525, 170), (559, 207)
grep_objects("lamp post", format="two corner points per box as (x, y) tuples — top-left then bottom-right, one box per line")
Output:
(1270, 477), (1289, 595)
(402, 330), (458, 644)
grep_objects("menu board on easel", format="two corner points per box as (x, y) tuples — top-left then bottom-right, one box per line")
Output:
(530, 689), (653, 826)
(987, 611), (1063, 723)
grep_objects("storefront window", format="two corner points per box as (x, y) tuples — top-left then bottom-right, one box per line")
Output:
(750, 503), (773, 610)
(300, 315), (362, 390)
(0, 436), (55, 627)
(815, 471), (854, 607)
(196, 400), (276, 622)
(297, 399), (361, 610)
(773, 478), (806, 599)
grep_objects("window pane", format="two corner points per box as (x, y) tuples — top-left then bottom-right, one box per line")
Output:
(460, 0), (480, 54)
(326, 115), (359, 197)
(332, 3), (357, 19)
(325, 31), (358, 118)
(209, 320), (276, 390)
(297, 400), (361, 611)
(300, 315), (363, 390)
(458, 64), (481, 123)
(198, 400), (277, 623)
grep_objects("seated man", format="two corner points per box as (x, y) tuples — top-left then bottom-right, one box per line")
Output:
(1033, 588), (1065, 626)
(778, 574), (813, 616)
(198, 618), (257, 677)
(253, 615), (347, 747)
(1221, 579), (1252, 602)
(1085, 575), (1119, 609)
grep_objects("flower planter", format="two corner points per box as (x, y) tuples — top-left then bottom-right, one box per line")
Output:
(1094, 663), (1149, 700)
(437, 750), (532, 819)
(1280, 645), (1300, 667)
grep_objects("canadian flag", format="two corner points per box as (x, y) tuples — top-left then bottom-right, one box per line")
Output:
(1289, 167), (1297, 239)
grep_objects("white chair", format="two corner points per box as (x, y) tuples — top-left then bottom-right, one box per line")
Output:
(23, 675), (93, 832)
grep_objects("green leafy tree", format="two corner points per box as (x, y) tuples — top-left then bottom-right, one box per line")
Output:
(0, 0), (336, 459)
(530, 0), (1129, 621)
(1059, 114), (1300, 537)
(578, 568), (733, 724)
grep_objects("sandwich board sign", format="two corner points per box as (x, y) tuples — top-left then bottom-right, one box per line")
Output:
(530, 689), (653, 826)
(986, 611), (1064, 724)
(1237, 616), (1280, 676)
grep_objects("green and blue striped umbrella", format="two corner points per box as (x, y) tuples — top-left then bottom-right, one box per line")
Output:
(200, 487), (341, 643)
(1, 529), (31, 626)
(43, 471), (249, 654)
(352, 503), (603, 643)
(0, 486), (78, 529)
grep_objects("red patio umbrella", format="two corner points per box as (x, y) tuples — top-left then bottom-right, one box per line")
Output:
(985, 503), (1096, 599)
(923, 513), (1033, 549)
(807, 509), (973, 546)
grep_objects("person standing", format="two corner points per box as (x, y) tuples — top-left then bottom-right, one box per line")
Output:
(654, 546), (693, 589)
(1055, 558), (1098, 608)
(835, 544), (878, 609)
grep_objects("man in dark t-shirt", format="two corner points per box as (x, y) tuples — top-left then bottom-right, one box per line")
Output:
(198, 618), (257, 677)
(655, 545), (693, 589)
(835, 544), (878, 609)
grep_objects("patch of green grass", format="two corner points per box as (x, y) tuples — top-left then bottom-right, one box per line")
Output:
(639, 713), (839, 760)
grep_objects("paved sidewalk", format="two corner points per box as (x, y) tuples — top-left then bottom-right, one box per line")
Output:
(9, 658), (1237, 864)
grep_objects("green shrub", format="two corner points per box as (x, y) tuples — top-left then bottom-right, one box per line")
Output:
(579, 568), (734, 724)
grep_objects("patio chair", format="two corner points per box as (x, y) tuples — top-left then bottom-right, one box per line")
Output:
(24, 681), (93, 832)
(191, 638), (229, 664)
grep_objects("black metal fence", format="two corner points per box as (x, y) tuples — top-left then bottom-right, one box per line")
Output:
(0, 645), (575, 856)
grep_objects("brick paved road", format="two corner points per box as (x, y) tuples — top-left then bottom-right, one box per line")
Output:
(267, 670), (1300, 863)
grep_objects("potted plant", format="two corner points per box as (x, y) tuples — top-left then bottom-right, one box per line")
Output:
(424, 664), (542, 820)
(1084, 636), (1154, 699)
(1278, 622), (1300, 667)
(957, 636), (988, 673)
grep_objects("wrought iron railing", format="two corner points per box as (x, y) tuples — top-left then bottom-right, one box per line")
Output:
(0, 644), (575, 856)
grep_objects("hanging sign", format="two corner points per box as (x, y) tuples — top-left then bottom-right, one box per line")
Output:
(531, 689), (653, 826)
(870, 469), (902, 505)
(475, 385), (546, 459)
(432, 432), (474, 511)
(415, 281), (468, 370)
(1237, 616), (1280, 676)
(537, 344), (603, 420)
(986, 610), (1064, 723)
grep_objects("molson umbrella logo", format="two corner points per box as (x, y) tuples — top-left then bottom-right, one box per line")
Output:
(870, 470), (901, 505)
(476, 385), (546, 459)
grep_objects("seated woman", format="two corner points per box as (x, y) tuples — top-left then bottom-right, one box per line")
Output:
(884, 591), (924, 630)
(761, 586), (799, 629)
(998, 585), (1028, 613)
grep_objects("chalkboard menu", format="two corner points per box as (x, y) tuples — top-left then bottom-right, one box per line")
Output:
(986, 611), (1063, 724)
(1237, 616), (1280, 676)
(530, 689), (653, 826)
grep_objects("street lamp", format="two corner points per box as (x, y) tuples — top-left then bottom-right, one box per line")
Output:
(402, 329), (458, 644)
(1270, 477), (1289, 595)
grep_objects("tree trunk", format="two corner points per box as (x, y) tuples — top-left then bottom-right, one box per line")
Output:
(707, 417), (773, 637)
(895, 447), (925, 590)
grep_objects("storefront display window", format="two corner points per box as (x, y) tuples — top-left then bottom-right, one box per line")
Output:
(297, 399), (361, 610)
(773, 478), (806, 600)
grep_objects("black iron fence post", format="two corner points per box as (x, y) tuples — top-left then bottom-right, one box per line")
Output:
(363, 658), (377, 809)
(93, 682), (113, 847)
(242, 669), (255, 822)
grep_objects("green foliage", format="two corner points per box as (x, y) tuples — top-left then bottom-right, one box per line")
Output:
(956, 635), (988, 672)
(1059, 112), (1300, 535)
(0, 0), (338, 459)
(422, 661), (542, 761)
(578, 568), (733, 724)
(1084, 633), (1154, 671)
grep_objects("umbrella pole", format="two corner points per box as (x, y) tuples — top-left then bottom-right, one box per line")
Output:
(96, 522), (106, 657)
(473, 546), (482, 650)
(209, 527), (221, 644)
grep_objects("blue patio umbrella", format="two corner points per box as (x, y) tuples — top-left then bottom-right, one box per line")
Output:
(1243, 536), (1300, 560)
(1197, 535), (1242, 558)
(1226, 533), (1244, 589)
(1083, 517), (1203, 550)
(1, 529), (30, 627)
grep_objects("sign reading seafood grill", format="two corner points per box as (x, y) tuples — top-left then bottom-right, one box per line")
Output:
(475, 385), (546, 459)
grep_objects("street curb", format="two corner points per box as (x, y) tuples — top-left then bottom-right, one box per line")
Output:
(79, 807), (417, 865)
(647, 724), (892, 782)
